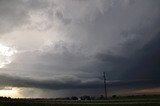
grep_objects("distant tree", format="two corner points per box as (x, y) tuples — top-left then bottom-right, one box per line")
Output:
(112, 95), (117, 99)
(80, 96), (85, 100)
(64, 97), (70, 100)
(71, 96), (78, 100)
(80, 95), (91, 100)
(99, 95), (105, 100)
(90, 96), (96, 100)
(0, 96), (11, 101)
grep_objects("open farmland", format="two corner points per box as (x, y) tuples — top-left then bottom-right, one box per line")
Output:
(0, 96), (160, 106)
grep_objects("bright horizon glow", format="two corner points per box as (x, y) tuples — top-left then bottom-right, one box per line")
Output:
(0, 88), (18, 98)
(0, 44), (17, 68)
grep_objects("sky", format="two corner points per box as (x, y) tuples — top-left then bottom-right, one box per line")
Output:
(0, 0), (160, 98)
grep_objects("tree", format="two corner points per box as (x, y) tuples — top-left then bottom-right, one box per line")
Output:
(99, 95), (105, 100)
(71, 96), (78, 100)
(112, 95), (117, 99)
(80, 95), (91, 100)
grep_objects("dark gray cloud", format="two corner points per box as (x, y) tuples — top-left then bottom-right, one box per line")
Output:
(0, 74), (102, 90)
(0, 74), (159, 91)
(94, 32), (160, 82)
(123, 32), (160, 80)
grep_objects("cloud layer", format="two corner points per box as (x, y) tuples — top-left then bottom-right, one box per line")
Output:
(0, 0), (160, 97)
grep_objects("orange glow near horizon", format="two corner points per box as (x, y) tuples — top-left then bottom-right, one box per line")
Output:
(131, 87), (160, 95)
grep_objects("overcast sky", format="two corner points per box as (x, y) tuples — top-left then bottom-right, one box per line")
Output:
(0, 0), (160, 98)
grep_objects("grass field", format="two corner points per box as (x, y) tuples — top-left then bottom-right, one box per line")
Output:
(0, 98), (160, 106)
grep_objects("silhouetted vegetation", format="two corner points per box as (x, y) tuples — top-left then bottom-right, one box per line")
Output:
(80, 95), (91, 100)
(0, 96), (11, 101)
(112, 95), (117, 99)
(0, 95), (160, 106)
(71, 96), (78, 100)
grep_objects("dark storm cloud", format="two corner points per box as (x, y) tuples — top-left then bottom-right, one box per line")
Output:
(0, 0), (160, 97)
(0, 74), (102, 90)
(95, 53), (128, 63)
(2, 33), (160, 92)
(0, 74), (159, 91)
(123, 32), (160, 80)
(94, 32), (160, 85)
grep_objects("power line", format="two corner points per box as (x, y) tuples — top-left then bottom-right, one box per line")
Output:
(103, 72), (107, 99)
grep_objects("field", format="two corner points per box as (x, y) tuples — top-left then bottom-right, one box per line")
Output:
(0, 97), (160, 106)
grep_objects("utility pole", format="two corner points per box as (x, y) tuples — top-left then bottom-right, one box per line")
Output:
(103, 72), (107, 99)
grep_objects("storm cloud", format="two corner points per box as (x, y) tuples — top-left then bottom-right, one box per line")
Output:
(0, 0), (160, 97)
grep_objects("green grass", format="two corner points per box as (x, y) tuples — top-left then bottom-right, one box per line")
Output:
(0, 98), (160, 106)
(0, 102), (160, 106)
